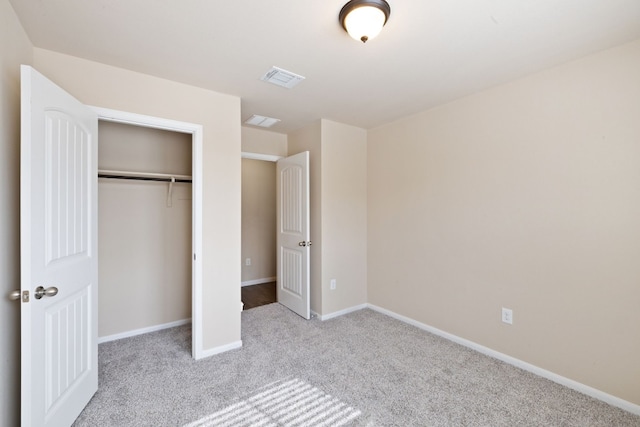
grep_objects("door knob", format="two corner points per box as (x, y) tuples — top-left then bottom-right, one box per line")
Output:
(298, 241), (307, 247)
(34, 286), (58, 300)
(8, 290), (20, 301)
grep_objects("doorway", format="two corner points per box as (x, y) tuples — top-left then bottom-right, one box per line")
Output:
(241, 156), (278, 309)
(97, 121), (192, 345)
(92, 107), (205, 358)
(240, 151), (311, 319)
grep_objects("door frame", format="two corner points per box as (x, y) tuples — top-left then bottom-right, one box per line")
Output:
(92, 107), (205, 359)
(241, 151), (312, 318)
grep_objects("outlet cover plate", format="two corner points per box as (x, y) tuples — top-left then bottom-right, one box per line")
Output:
(502, 307), (513, 325)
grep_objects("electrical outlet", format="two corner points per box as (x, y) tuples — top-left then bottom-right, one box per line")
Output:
(502, 307), (513, 325)
(330, 279), (336, 290)
(245, 258), (251, 266)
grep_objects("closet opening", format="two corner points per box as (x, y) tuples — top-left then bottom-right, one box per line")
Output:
(92, 107), (204, 359)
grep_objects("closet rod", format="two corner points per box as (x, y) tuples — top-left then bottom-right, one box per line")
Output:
(97, 169), (192, 183)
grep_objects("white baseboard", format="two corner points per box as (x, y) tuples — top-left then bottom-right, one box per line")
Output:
(367, 304), (640, 416)
(241, 277), (276, 287)
(98, 318), (242, 360)
(318, 303), (368, 321)
(98, 318), (191, 344)
(195, 340), (243, 360)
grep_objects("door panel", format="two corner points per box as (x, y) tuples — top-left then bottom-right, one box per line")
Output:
(44, 111), (90, 264)
(44, 287), (91, 411)
(281, 247), (303, 296)
(21, 65), (98, 427)
(276, 152), (310, 319)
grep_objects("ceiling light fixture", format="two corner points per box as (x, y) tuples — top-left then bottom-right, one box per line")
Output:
(339, 0), (391, 43)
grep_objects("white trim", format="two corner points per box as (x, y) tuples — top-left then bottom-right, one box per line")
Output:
(97, 319), (191, 344)
(241, 151), (283, 162)
(91, 106), (204, 361)
(317, 304), (368, 321)
(195, 340), (243, 360)
(192, 121), (204, 360)
(241, 277), (277, 287)
(367, 304), (640, 416)
(92, 107), (198, 133)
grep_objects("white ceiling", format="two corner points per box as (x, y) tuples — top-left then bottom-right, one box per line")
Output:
(9, 0), (640, 134)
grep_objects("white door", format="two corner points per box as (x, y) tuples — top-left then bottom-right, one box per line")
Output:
(276, 151), (310, 319)
(20, 65), (98, 426)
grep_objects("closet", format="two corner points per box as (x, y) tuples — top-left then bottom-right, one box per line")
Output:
(97, 121), (193, 340)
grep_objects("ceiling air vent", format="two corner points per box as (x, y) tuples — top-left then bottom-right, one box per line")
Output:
(244, 114), (281, 128)
(260, 66), (305, 89)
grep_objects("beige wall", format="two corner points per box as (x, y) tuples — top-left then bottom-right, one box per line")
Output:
(99, 120), (192, 174)
(288, 120), (368, 316)
(0, 0), (32, 424)
(288, 121), (323, 313)
(4, 0), (637, 417)
(242, 126), (287, 157)
(320, 120), (368, 314)
(241, 159), (277, 283)
(32, 48), (242, 350)
(98, 122), (192, 337)
(368, 39), (640, 405)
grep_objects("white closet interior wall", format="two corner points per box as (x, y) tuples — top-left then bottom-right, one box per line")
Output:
(98, 121), (192, 338)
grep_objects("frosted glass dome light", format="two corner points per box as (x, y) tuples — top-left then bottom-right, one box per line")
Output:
(339, 0), (391, 43)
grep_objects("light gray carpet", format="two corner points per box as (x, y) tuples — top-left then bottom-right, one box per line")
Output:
(73, 304), (640, 426)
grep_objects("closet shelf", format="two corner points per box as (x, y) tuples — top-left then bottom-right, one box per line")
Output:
(98, 169), (192, 183)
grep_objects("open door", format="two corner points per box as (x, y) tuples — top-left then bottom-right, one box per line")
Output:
(20, 65), (98, 426)
(276, 151), (310, 319)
